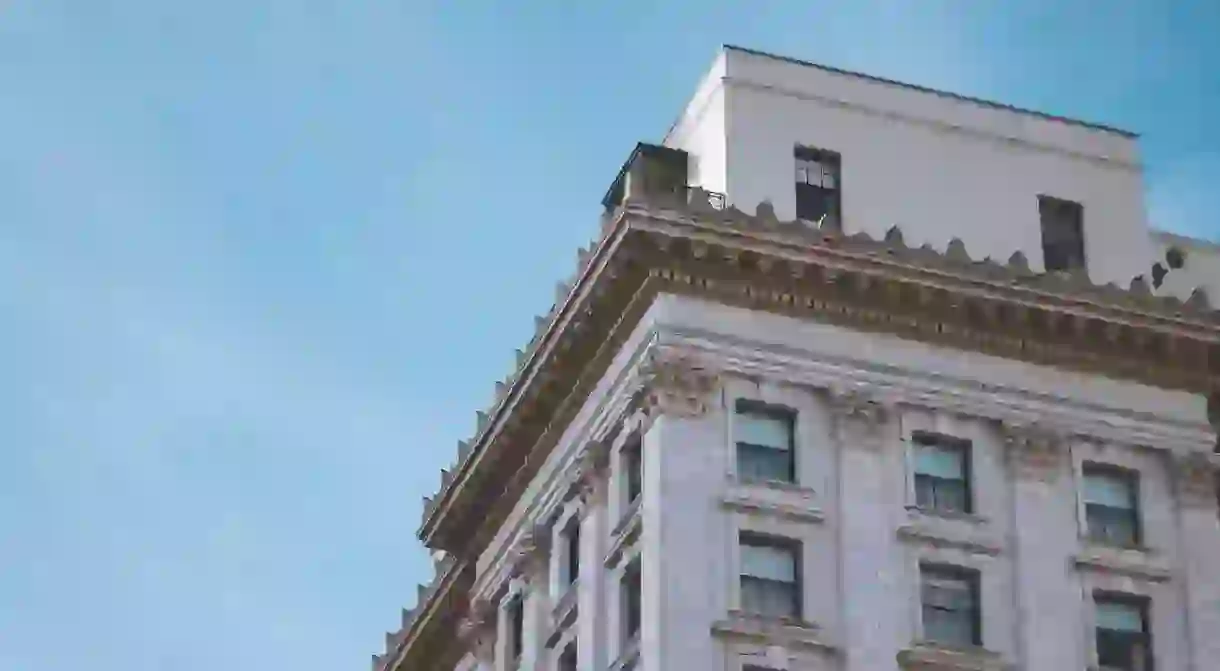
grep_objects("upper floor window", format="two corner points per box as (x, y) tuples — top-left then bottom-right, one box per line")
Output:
(920, 564), (981, 648)
(561, 517), (581, 587)
(739, 534), (801, 619)
(735, 401), (796, 483)
(506, 594), (525, 663)
(1095, 594), (1152, 671)
(623, 435), (643, 507)
(558, 642), (578, 671)
(913, 432), (973, 515)
(621, 558), (642, 644)
(1083, 464), (1141, 547)
(795, 146), (841, 227)
(1039, 195), (1086, 272)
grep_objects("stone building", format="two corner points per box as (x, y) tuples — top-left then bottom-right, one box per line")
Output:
(372, 46), (1220, 671)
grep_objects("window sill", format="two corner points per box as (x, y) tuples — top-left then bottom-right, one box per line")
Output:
(711, 610), (838, 654)
(897, 518), (1002, 557)
(897, 641), (1008, 670)
(604, 501), (642, 569)
(722, 480), (824, 524)
(545, 581), (580, 648)
(1073, 545), (1172, 583)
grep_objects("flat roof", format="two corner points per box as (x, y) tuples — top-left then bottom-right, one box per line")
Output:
(725, 45), (1138, 139)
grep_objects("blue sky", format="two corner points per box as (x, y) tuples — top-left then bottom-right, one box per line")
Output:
(1, 2), (1216, 669)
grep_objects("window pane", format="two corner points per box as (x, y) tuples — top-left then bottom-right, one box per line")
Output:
(915, 442), (965, 480)
(741, 543), (796, 582)
(742, 577), (798, 618)
(1084, 471), (1135, 509)
(1097, 600), (1144, 632)
(821, 165), (837, 189)
(923, 608), (976, 647)
(738, 444), (792, 482)
(1087, 505), (1138, 546)
(736, 411), (791, 450)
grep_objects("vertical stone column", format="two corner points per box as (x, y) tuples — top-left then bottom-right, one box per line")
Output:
(575, 442), (610, 671)
(1003, 423), (1081, 671)
(637, 353), (725, 671)
(831, 390), (901, 671)
(500, 528), (549, 671)
(1172, 451), (1220, 671)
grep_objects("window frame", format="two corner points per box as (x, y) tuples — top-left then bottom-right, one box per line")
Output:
(911, 431), (974, 515)
(1082, 462), (1143, 548)
(734, 399), (798, 484)
(1038, 194), (1087, 273)
(1093, 591), (1153, 671)
(919, 563), (982, 648)
(794, 145), (843, 226)
(738, 532), (803, 620)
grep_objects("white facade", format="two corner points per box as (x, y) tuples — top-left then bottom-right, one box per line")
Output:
(456, 293), (1217, 671)
(384, 47), (1220, 671)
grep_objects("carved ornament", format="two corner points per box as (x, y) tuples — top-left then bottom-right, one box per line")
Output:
(1172, 451), (1218, 510)
(638, 354), (721, 418)
(1001, 422), (1066, 481)
(829, 388), (889, 450)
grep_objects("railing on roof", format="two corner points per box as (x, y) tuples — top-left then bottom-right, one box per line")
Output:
(688, 186), (726, 210)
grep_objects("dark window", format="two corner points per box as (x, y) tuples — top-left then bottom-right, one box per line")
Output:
(563, 518), (581, 586)
(507, 594), (525, 662)
(795, 147), (841, 227)
(739, 534), (801, 619)
(1095, 594), (1152, 671)
(622, 559), (641, 642)
(913, 432), (973, 514)
(1083, 464), (1141, 547)
(624, 436), (642, 505)
(1039, 195), (1086, 272)
(558, 642), (578, 671)
(735, 401), (796, 483)
(920, 564), (981, 647)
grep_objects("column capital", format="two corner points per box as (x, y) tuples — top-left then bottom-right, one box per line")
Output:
(1173, 451), (1218, 510)
(828, 387), (888, 449)
(572, 439), (611, 506)
(508, 524), (550, 584)
(637, 353), (721, 419)
(1002, 422), (1067, 481)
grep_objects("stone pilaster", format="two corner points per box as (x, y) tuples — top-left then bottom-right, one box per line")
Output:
(830, 388), (902, 671)
(577, 468), (609, 671)
(1172, 451), (1220, 671)
(1001, 422), (1081, 671)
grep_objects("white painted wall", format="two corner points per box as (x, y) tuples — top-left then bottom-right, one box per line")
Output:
(670, 47), (1161, 286)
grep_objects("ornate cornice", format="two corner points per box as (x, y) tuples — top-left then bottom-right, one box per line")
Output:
(1002, 422), (1067, 481)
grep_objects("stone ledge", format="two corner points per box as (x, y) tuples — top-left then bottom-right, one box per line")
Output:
(721, 481), (826, 524)
(897, 522), (1003, 557)
(604, 501), (642, 569)
(897, 642), (1011, 670)
(1073, 544), (1172, 583)
(711, 611), (838, 654)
